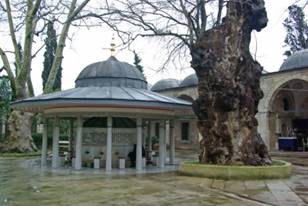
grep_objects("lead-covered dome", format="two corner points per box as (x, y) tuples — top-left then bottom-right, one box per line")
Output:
(180, 74), (198, 87)
(280, 49), (308, 71)
(75, 56), (147, 89)
(151, 78), (180, 91)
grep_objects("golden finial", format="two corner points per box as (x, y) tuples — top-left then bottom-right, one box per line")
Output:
(110, 33), (116, 56)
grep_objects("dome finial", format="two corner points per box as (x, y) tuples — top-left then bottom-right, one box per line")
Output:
(110, 33), (116, 56)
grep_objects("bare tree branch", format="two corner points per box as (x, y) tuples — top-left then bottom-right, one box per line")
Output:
(0, 46), (16, 98)
(5, 0), (22, 71)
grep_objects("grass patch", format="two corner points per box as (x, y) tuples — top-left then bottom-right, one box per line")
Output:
(0, 151), (41, 158)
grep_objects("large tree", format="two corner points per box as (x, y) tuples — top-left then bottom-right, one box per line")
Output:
(108, 0), (271, 165)
(0, 0), (107, 152)
(283, 4), (308, 56)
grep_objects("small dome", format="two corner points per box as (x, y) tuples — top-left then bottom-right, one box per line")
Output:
(180, 74), (198, 87)
(75, 56), (147, 89)
(151, 78), (180, 91)
(280, 49), (308, 71)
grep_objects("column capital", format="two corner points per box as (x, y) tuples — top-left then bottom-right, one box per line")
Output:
(107, 116), (112, 127)
(42, 117), (47, 125)
(76, 116), (83, 127)
(159, 121), (165, 128)
(169, 120), (175, 128)
(53, 116), (59, 127)
(136, 118), (142, 127)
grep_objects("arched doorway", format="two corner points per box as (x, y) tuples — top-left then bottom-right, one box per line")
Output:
(268, 79), (308, 151)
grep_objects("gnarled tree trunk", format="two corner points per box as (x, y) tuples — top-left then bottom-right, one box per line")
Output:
(0, 110), (36, 152)
(0, 85), (36, 152)
(191, 0), (271, 165)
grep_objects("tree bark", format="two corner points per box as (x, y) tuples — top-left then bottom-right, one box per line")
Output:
(0, 110), (36, 152)
(191, 0), (271, 165)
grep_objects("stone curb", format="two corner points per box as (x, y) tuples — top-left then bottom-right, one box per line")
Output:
(179, 160), (292, 180)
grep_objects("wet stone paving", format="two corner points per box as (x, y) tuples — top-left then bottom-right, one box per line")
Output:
(0, 155), (308, 206)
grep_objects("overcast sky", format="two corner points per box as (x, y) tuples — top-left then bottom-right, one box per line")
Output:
(4, 0), (305, 95)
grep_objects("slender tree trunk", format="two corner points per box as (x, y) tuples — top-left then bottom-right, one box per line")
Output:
(27, 74), (34, 97)
(191, 0), (271, 165)
(44, 0), (90, 93)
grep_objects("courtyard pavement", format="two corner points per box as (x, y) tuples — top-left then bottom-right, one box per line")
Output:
(0, 151), (308, 205)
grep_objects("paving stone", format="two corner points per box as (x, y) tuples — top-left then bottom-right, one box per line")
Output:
(211, 179), (225, 190)
(250, 191), (278, 205)
(267, 181), (306, 205)
(244, 180), (267, 190)
(224, 181), (246, 196)
(266, 181), (293, 192)
(199, 178), (213, 188)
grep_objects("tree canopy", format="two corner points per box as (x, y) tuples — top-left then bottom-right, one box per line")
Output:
(0, 75), (11, 115)
(42, 21), (62, 91)
(133, 51), (144, 75)
(106, 0), (226, 67)
(283, 4), (308, 56)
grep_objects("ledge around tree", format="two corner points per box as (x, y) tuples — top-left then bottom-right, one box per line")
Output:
(178, 160), (292, 180)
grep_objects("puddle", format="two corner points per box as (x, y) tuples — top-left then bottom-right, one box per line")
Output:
(0, 158), (264, 205)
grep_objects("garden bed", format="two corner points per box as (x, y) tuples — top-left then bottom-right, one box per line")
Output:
(179, 160), (292, 180)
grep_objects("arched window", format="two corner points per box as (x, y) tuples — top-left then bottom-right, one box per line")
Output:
(283, 98), (289, 111)
(181, 122), (189, 141)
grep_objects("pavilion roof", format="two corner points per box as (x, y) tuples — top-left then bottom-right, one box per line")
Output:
(11, 86), (192, 113)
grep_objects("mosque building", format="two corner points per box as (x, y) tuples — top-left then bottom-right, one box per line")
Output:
(153, 49), (308, 152)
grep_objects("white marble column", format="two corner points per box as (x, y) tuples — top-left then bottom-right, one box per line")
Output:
(146, 121), (151, 150)
(52, 117), (60, 168)
(106, 116), (113, 171)
(136, 118), (143, 171)
(41, 118), (48, 167)
(149, 121), (156, 151)
(142, 124), (146, 148)
(275, 113), (281, 150)
(275, 114), (281, 134)
(169, 122), (175, 164)
(75, 117), (83, 170)
(165, 120), (170, 164)
(159, 121), (165, 168)
(68, 119), (74, 161)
